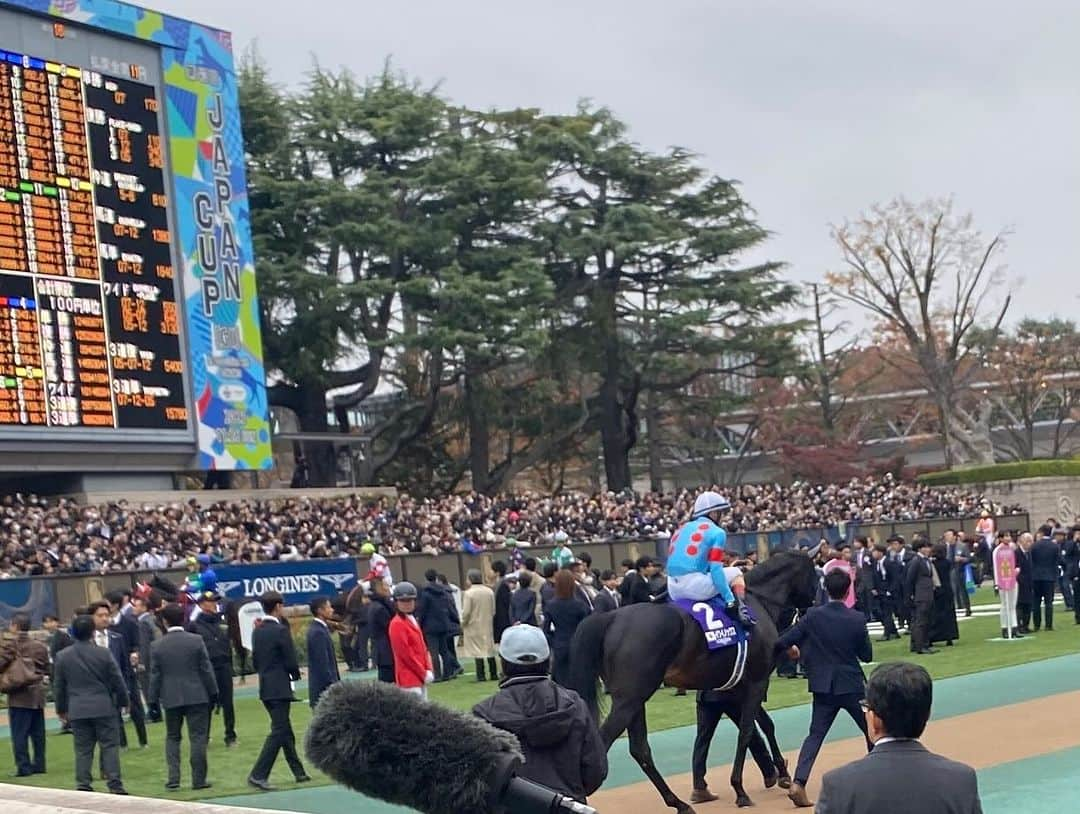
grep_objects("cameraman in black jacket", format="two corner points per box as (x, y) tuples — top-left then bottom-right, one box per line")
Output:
(188, 591), (236, 747)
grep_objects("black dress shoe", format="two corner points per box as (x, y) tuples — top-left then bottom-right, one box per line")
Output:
(248, 776), (276, 792)
(295, 774), (312, 783)
(918, 648), (937, 655)
(193, 783), (213, 791)
(165, 781), (180, 791)
(9, 771), (33, 778)
(110, 787), (130, 795)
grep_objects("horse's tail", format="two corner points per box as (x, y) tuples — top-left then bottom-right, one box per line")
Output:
(567, 611), (617, 722)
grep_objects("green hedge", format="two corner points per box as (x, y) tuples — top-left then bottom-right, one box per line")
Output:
(918, 459), (1080, 486)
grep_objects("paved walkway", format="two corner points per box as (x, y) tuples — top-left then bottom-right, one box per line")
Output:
(207, 653), (1080, 814)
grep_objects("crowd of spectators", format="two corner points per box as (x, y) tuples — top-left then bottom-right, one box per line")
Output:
(0, 475), (1025, 578)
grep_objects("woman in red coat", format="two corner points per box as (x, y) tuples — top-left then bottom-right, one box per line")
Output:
(387, 582), (434, 699)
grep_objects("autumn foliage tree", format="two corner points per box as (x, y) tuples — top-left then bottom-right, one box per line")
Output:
(974, 319), (1080, 460)
(828, 197), (1011, 468)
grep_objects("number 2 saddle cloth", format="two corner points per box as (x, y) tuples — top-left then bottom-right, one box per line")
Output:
(672, 595), (754, 651)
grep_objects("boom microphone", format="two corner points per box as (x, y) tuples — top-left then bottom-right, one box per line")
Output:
(305, 680), (598, 814)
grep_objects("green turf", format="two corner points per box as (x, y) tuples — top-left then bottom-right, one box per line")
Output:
(4, 593), (1077, 802)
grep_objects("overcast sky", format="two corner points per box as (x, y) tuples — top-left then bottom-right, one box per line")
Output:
(155, 0), (1080, 326)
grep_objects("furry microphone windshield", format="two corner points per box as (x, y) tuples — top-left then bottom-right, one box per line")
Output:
(305, 680), (525, 814)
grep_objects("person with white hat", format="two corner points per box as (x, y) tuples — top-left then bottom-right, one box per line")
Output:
(472, 625), (607, 804)
(666, 490), (753, 626)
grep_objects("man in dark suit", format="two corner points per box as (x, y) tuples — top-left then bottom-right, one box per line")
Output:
(306, 595), (341, 707)
(1054, 526), (1074, 611)
(817, 662), (982, 814)
(417, 569), (461, 681)
(944, 529), (973, 617)
(1066, 526), (1080, 625)
(247, 591), (310, 791)
(1016, 533), (1035, 634)
(870, 545), (899, 640)
(149, 603), (218, 791)
(904, 538), (937, 655)
(776, 570), (873, 808)
(593, 571), (621, 613)
(619, 556), (660, 605)
(189, 591), (237, 747)
(53, 614), (129, 795)
(852, 538), (876, 620)
(367, 579), (397, 684)
(1030, 525), (1062, 631)
(104, 594), (149, 748)
(133, 595), (162, 723)
(885, 536), (913, 629)
(89, 600), (148, 750)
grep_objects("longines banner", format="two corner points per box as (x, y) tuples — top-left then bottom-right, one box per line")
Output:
(214, 560), (358, 605)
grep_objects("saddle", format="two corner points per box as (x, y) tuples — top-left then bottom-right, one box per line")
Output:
(672, 596), (753, 652)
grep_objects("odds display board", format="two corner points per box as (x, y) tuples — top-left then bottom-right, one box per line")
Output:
(0, 0), (270, 470)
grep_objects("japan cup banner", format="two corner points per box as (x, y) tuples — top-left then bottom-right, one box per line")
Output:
(1, 0), (273, 469)
(214, 559), (358, 605)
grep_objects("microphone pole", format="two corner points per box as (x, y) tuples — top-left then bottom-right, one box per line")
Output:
(486, 753), (599, 814)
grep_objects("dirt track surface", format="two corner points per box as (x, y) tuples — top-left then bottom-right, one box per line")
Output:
(592, 690), (1080, 813)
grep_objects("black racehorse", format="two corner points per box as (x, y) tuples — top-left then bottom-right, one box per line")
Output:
(567, 550), (819, 811)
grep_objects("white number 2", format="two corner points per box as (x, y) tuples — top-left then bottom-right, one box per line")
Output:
(692, 602), (727, 631)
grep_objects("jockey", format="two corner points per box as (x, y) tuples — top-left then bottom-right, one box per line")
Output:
(182, 554), (217, 599)
(667, 491), (754, 627)
(361, 542), (394, 586)
(550, 531), (575, 569)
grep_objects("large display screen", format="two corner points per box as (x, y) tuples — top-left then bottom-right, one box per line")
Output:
(0, 48), (186, 429)
(0, 0), (272, 471)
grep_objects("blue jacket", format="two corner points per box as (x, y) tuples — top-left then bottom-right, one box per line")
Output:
(776, 601), (872, 696)
(667, 517), (728, 594)
(306, 620), (340, 707)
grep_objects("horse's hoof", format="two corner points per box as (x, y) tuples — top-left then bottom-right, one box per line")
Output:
(736, 795), (755, 808)
(763, 773), (778, 789)
(778, 777), (793, 790)
(691, 789), (719, 803)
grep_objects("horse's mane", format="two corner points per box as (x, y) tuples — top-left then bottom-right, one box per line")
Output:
(744, 549), (804, 585)
(745, 549), (813, 609)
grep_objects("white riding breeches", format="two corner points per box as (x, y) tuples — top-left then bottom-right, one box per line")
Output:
(998, 587), (1017, 631)
(668, 568), (741, 602)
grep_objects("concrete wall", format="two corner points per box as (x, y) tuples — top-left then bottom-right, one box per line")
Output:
(976, 476), (1080, 526)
